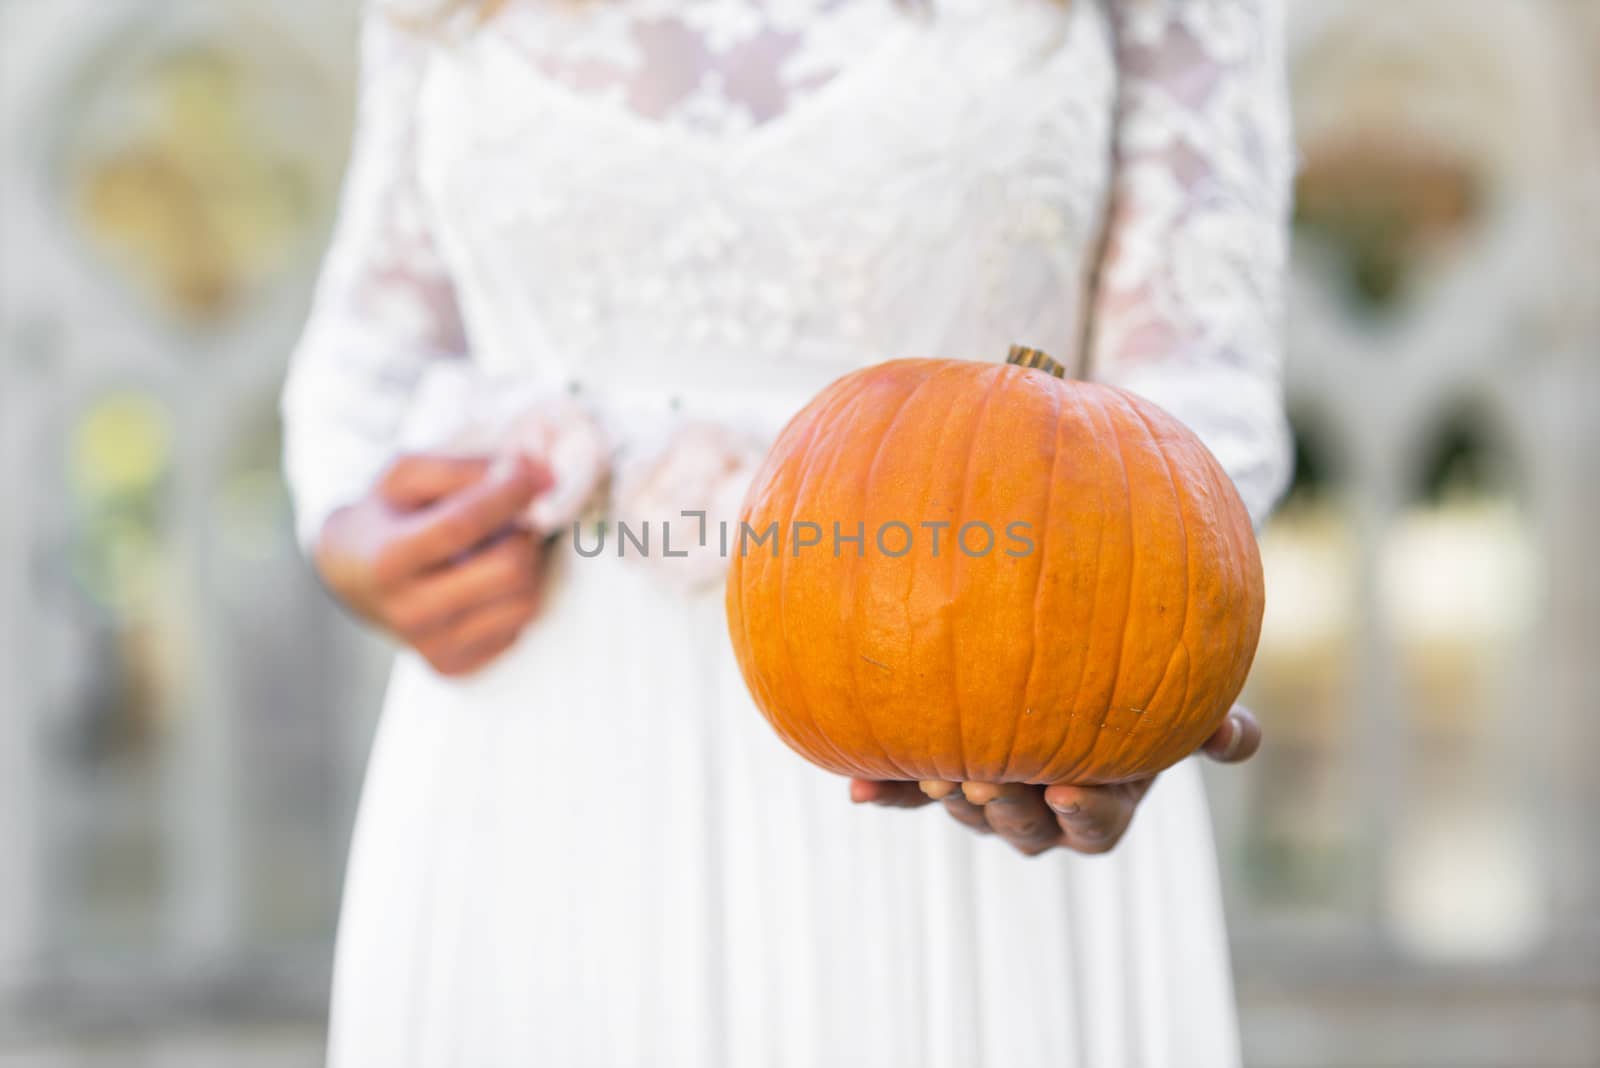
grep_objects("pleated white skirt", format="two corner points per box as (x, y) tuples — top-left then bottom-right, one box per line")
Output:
(327, 543), (1241, 1067)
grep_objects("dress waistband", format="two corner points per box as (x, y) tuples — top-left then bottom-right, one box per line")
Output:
(485, 350), (865, 440)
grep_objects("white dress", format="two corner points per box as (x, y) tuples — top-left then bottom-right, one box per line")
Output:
(282, 0), (1295, 1064)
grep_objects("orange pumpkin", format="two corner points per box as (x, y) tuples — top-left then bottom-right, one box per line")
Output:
(724, 346), (1264, 786)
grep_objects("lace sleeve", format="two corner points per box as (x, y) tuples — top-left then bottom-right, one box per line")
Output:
(280, 5), (466, 549)
(1087, 0), (1296, 526)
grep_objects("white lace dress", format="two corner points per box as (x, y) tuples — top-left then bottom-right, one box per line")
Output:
(282, 0), (1294, 1064)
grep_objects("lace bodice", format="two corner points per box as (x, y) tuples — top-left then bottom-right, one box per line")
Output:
(482, 0), (909, 137)
(283, 0), (1295, 550)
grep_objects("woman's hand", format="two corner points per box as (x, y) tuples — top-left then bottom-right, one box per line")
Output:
(849, 707), (1262, 857)
(314, 452), (552, 677)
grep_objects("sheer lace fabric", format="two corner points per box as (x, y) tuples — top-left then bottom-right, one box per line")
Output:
(285, 0), (1293, 546)
(492, 0), (906, 137)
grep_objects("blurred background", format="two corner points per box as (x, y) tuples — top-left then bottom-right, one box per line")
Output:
(1, 0), (1596, 1065)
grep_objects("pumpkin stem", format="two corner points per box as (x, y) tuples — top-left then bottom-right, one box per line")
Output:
(1006, 344), (1067, 378)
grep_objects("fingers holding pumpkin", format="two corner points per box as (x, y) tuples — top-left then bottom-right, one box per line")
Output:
(915, 780), (995, 836)
(857, 709), (1262, 856)
(922, 780), (1128, 857)
(963, 784), (1061, 856)
(848, 779), (935, 809)
(1042, 779), (1152, 854)
(1200, 705), (1262, 764)
(936, 789), (995, 836)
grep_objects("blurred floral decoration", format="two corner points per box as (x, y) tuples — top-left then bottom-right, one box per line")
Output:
(56, 19), (341, 327)
(1293, 131), (1481, 314)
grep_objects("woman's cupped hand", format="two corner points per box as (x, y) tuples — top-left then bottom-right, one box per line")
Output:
(850, 707), (1262, 857)
(314, 453), (552, 677)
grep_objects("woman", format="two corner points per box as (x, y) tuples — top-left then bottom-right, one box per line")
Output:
(284, 0), (1293, 1063)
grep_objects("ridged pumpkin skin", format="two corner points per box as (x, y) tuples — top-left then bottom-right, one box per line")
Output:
(724, 356), (1265, 785)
